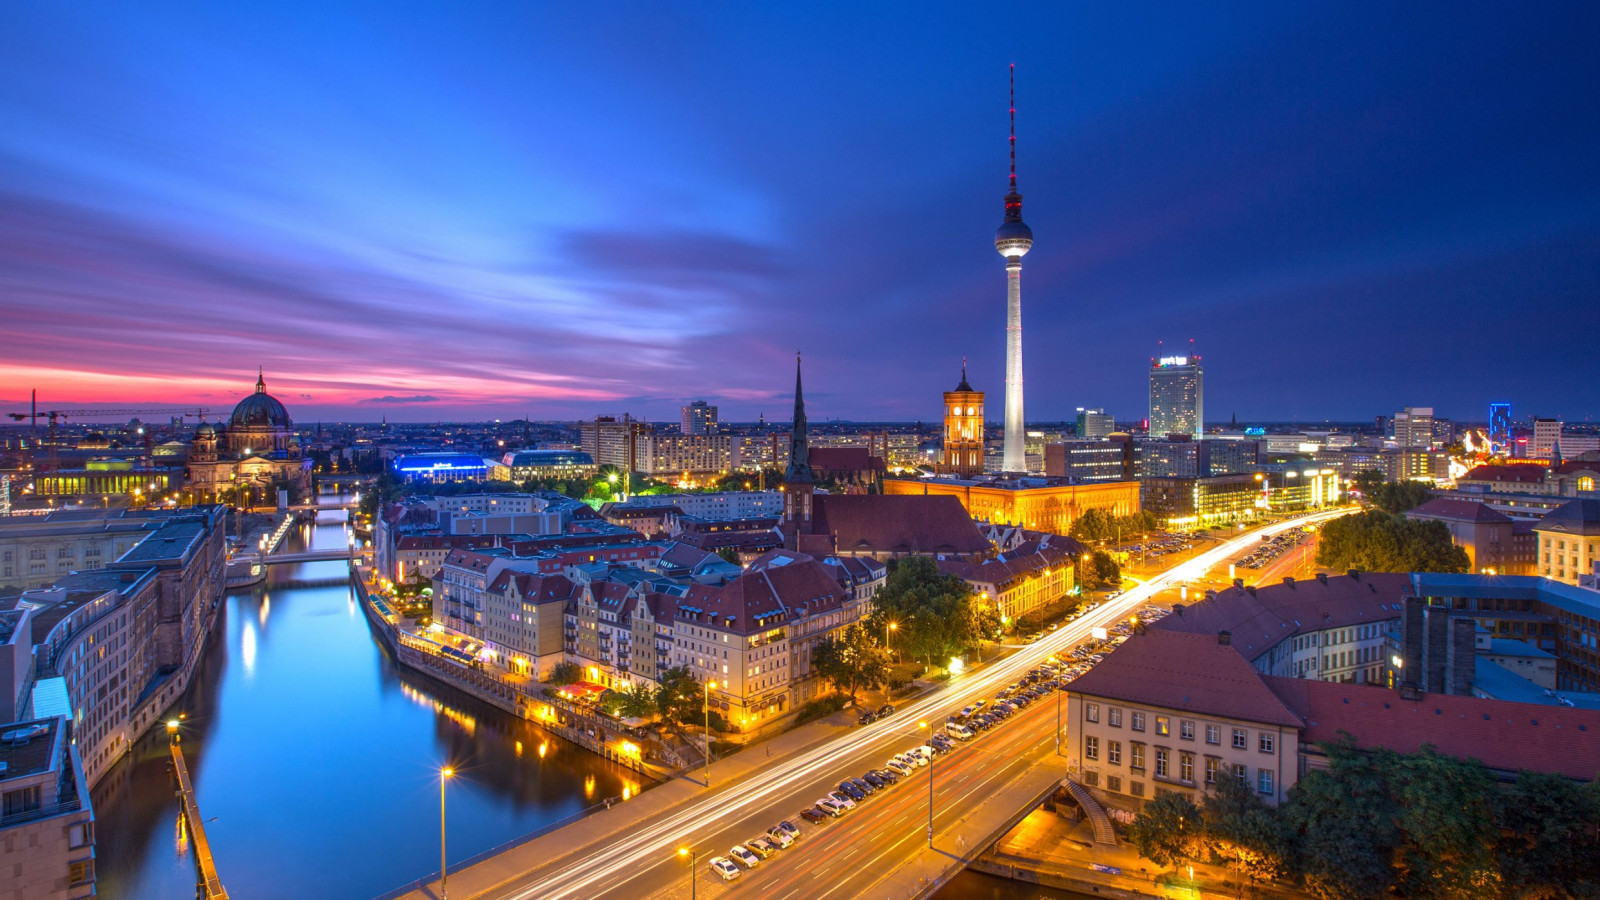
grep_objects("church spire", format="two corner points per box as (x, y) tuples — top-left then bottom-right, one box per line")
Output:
(785, 352), (813, 484)
(956, 356), (973, 392)
(256, 367), (265, 394)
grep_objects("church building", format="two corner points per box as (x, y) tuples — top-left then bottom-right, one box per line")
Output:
(185, 371), (312, 507)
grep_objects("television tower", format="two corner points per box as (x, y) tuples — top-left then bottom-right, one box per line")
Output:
(995, 64), (1034, 473)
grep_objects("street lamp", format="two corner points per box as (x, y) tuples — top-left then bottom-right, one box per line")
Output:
(886, 621), (898, 663)
(920, 721), (935, 847)
(440, 767), (454, 899)
(677, 847), (698, 900)
(165, 719), (180, 745)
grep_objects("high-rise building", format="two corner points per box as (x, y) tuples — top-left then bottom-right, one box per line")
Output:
(1488, 403), (1511, 454)
(940, 362), (985, 477)
(995, 66), (1033, 474)
(1532, 417), (1563, 460)
(1148, 355), (1204, 439)
(578, 415), (649, 471)
(680, 400), (718, 436)
(1393, 407), (1435, 448)
(1076, 408), (1114, 439)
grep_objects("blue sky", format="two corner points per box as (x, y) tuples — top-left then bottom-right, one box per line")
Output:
(2, 3), (1597, 424)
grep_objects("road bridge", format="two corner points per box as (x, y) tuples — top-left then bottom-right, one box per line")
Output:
(380, 508), (1350, 900)
(261, 548), (365, 565)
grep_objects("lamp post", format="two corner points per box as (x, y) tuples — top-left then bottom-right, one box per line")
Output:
(677, 847), (698, 900)
(439, 767), (454, 899)
(886, 621), (898, 664)
(920, 721), (934, 847)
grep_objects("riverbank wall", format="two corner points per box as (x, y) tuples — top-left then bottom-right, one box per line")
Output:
(352, 571), (670, 781)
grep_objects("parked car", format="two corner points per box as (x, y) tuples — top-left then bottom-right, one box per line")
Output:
(862, 771), (889, 788)
(827, 790), (858, 810)
(799, 807), (827, 824)
(837, 781), (866, 801)
(766, 826), (796, 848)
(857, 710), (876, 726)
(747, 837), (778, 858)
(878, 704), (895, 716)
(817, 798), (848, 816)
(849, 777), (876, 795)
(710, 857), (741, 881)
(945, 722), (974, 740)
(885, 759), (913, 776)
(874, 767), (902, 783)
(729, 845), (761, 868)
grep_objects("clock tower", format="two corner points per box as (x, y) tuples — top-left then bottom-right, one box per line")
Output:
(940, 360), (986, 477)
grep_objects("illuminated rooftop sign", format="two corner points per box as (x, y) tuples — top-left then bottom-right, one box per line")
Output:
(1156, 356), (1191, 367)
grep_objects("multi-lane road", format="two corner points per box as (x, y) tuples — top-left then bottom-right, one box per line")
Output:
(462, 509), (1350, 900)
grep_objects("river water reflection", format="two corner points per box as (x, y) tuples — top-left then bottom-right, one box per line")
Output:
(93, 497), (641, 900)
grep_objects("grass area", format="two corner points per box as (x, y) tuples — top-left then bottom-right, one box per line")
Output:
(794, 693), (849, 725)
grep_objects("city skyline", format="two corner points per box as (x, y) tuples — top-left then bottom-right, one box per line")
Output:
(4, 4), (1599, 424)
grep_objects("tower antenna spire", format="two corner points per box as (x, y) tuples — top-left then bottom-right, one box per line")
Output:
(1009, 63), (1017, 192)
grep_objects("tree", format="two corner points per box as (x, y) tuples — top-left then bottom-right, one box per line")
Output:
(1202, 773), (1290, 884)
(1280, 738), (1401, 900)
(1497, 771), (1600, 897)
(1370, 480), (1433, 514)
(1388, 747), (1500, 898)
(1078, 550), (1122, 591)
(1126, 792), (1203, 870)
(1351, 468), (1385, 497)
(1315, 510), (1468, 574)
(617, 682), (658, 720)
(1070, 508), (1115, 543)
(715, 546), (741, 566)
(546, 661), (582, 685)
(868, 556), (983, 667)
(655, 666), (706, 725)
(811, 623), (889, 705)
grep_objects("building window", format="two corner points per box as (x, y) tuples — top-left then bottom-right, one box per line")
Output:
(1130, 781), (1145, 798)
(1084, 771), (1099, 787)
(1179, 719), (1194, 741)
(1154, 748), (1169, 778)
(1204, 757), (1219, 785)
(1232, 728), (1248, 750)
(1085, 703), (1099, 723)
(1232, 763), (1248, 782)
(1180, 753), (1194, 784)
(1259, 733), (1275, 754)
(2, 785), (41, 816)
(1205, 724), (1221, 745)
(1108, 707), (1122, 727)
(1130, 743), (1145, 771)
(1131, 712), (1145, 732)
(1107, 775), (1121, 793)
(1085, 736), (1099, 760)
(1155, 715), (1170, 736)
(1108, 741), (1121, 765)
(1258, 769), (1274, 795)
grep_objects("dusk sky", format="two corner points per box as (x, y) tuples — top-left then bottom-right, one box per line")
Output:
(3, 3), (1597, 425)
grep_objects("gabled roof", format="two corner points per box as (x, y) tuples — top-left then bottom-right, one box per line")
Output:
(1262, 677), (1600, 780)
(1462, 464), (1547, 485)
(1068, 630), (1304, 728)
(1407, 498), (1513, 525)
(1152, 571), (1411, 661)
(1535, 499), (1600, 536)
(676, 558), (848, 634)
(808, 494), (990, 556)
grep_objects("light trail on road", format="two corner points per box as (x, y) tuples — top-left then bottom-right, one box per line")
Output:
(485, 509), (1351, 900)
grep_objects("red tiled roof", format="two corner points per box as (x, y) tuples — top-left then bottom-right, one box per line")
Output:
(1152, 572), (1411, 662)
(808, 494), (990, 556)
(1262, 677), (1600, 780)
(678, 558), (848, 634)
(809, 447), (885, 473)
(1067, 630), (1305, 728)
(1407, 498), (1513, 525)
(938, 543), (1073, 587)
(1462, 464), (1547, 484)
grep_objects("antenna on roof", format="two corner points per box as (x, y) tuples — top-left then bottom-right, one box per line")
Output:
(1008, 64), (1017, 192)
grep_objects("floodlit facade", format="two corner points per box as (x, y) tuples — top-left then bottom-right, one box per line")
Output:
(1148, 356), (1203, 439)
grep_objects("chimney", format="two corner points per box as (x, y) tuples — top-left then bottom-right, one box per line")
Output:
(1347, 569), (1360, 580)
(1445, 614), (1476, 697)
(1282, 576), (1296, 587)
(1245, 585), (1257, 596)
(1315, 572), (1328, 585)
(1233, 578), (1245, 590)
(1218, 630), (1232, 646)
(1173, 603), (1185, 617)
(1400, 595), (1426, 690)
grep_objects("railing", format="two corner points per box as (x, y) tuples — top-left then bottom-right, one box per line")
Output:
(0, 797), (82, 829)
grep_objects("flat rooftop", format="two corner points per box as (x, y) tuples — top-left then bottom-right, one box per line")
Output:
(0, 717), (60, 782)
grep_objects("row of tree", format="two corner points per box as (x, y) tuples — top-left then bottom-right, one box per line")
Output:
(1351, 469), (1434, 514)
(1127, 739), (1600, 899)
(1069, 508), (1161, 544)
(1315, 509), (1469, 574)
(861, 556), (1001, 668)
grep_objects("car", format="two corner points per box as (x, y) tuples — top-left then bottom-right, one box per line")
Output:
(945, 722), (973, 740)
(862, 771), (888, 788)
(910, 745), (935, 762)
(930, 736), (953, 752)
(878, 704), (895, 716)
(710, 857), (741, 881)
(747, 837), (778, 858)
(776, 819), (801, 839)
(885, 759), (913, 776)
(799, 807), (827, 824)
(901, 752), (928, 768)
(766, 826), (795, 848)
(729, 845), (761, 868)
(837, 781), (866, 801)
(817, 798), (848, 816)
(828, 790), (858, 809)
(857, 711), (876, 726)
(874, 767), (902, 783)
(850, 777), (877, 795)
(957, 705), (975, 719)
(973, 699), (988, 709)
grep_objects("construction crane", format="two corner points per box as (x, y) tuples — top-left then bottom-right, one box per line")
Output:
(6, 398), (211, 477)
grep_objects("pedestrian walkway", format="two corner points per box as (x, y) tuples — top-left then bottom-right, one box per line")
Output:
(170, 740), (229, 900)
(1064, 777), (1118, 844)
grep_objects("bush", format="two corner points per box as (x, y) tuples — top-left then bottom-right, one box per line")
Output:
(795, 694), (849, 725)
(546, 661), (582, 685)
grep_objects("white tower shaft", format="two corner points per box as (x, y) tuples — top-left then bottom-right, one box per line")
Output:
(1003, 262), (1025, 472)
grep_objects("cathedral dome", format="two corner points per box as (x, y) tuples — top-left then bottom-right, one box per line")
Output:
(229, 372), (292, 429)
(194, 422), (216, 438)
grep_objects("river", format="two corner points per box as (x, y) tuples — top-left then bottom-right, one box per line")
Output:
(92, 493), (642, 900)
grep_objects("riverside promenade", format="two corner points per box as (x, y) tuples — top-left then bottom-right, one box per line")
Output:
(170, 739), (229, 900)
